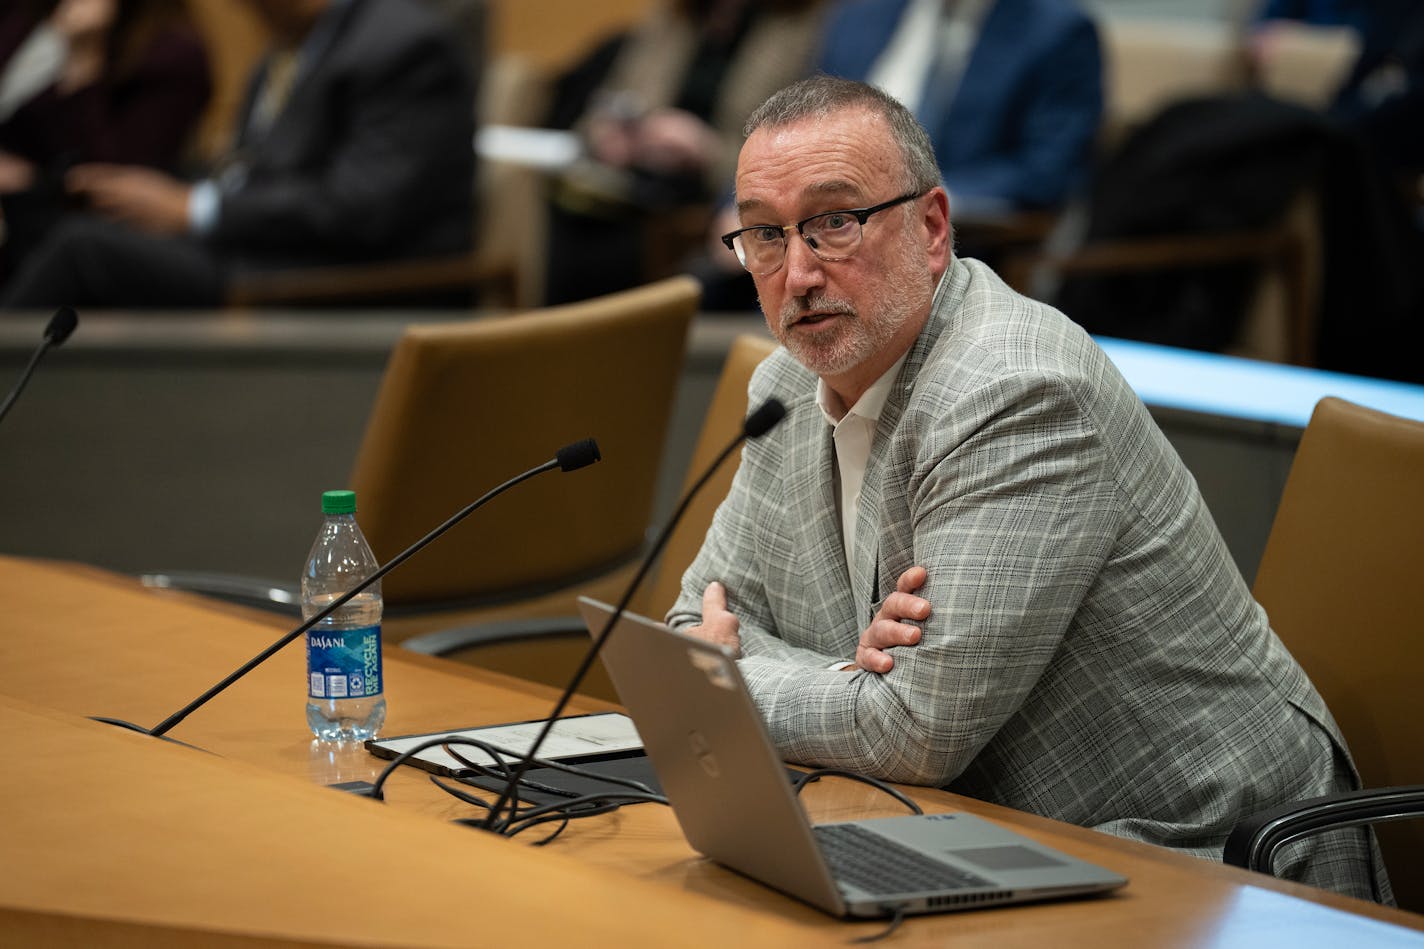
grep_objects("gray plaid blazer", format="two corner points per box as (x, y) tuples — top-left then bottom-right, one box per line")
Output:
(671, 257), (1385, 900)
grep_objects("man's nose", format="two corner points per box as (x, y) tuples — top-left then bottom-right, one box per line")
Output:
(782, 232), (826, 297)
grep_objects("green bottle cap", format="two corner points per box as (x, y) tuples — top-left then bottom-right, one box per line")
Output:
(321, 490), (357, 514)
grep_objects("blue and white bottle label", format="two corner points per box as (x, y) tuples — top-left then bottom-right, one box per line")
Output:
(306, 625), (383, 699)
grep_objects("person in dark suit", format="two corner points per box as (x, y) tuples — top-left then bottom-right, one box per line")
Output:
(1, 0), (475, 308)
(816, 0), (1103, 213)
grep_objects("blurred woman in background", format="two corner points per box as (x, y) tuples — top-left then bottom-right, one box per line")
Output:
(0, 0), (211, 285)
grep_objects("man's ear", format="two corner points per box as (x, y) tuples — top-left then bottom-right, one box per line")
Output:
(923, 187), (951, 272)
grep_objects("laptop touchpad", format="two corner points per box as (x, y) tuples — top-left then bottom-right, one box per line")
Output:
(951, 845), (1067, 871)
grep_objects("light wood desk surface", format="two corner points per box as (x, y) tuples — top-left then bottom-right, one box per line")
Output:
(3, 556), (1423, 947)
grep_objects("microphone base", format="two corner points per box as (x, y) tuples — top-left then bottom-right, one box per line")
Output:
(88, 716), (209, 753)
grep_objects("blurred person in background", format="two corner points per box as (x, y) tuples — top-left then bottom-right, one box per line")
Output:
(540, 0), (827, 305)
(817, 0), (1103, 216)
(0, 0), (211, 285)
(1247, 0), (1423, 381)
(695, 0), (1104, 310)
(1253, 0), (1423, 197)
(1, 0), (475, 310)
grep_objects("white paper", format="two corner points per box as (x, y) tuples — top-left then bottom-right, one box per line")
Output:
(475, 125), (581, 171)
(370, 712), (642, 773)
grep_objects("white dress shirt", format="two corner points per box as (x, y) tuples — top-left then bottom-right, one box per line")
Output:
(817, 352), (910, 571)
(865, 0), (991, 119)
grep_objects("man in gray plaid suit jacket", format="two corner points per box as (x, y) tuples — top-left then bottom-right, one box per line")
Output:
(669, 75), (1388, 902)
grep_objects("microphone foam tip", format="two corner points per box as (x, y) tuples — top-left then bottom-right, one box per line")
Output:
(45, 306), (79, 346)
(557, 438), (601, 472)
(743, 399), (786, 439)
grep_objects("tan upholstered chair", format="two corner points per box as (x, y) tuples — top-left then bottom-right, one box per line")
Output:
(1224, 397), (1424, 909)
(183, 0), (269, 162)
(360, 276), (698, 622)
(635, 333), (778, 619)
(402, 333), (777, 699)
(145, 277), (698, 664)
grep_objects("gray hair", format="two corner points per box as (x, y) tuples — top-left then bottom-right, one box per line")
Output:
(743, 75), (942, 195)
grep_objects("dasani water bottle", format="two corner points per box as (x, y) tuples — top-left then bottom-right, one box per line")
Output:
(301, 489), (386, 742)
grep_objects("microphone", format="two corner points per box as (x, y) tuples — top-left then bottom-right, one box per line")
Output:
(742, 398), (785, 439)
(556, 438), (600, 472)
(0, 306), (78, 427)
(481, 398), (787, 830)
(93, 439), (602, 740)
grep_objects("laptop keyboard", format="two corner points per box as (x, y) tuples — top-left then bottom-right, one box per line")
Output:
(813, 823), (994, 895)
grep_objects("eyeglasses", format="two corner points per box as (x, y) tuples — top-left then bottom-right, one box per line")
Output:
(720, 192), (924, 275)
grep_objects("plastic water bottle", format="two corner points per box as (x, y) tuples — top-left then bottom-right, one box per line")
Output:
(301, 489), (387, 742)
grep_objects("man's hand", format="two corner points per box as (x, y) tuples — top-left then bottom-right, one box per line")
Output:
(684, 581), (742, 658)
(0, 150), (36, 194)
(852, 566), (930, 674)
(67, 164), (192, 235)
(633, 108), (717, 174)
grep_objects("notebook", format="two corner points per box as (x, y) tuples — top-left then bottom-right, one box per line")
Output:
(577, 597), (1127, 919)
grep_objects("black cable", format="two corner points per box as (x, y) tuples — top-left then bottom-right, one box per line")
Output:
(448, 813), (575, 845)
(370, 735), (516, 801)
(849, 907), (907, 943)
(365, 406), (781, 836)
(498, 791), (668, 831)
(526, 815), (572, 846)
(434, 773), (666, 841)
(506, 811), (599, 843)
(442, 742), (660, 798)
(430, 774), (501, 813)
(789, 770), (918, 942)
(791, 768), (924, 816)
(439, 761), (668, 836)
(371, 734), (668, 837)
(480, 416), (773, 830)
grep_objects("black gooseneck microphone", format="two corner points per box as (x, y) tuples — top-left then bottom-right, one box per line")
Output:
(481, 398), (787, 831)
(0, 306), (78, 427)
(93, 438), (602, 740)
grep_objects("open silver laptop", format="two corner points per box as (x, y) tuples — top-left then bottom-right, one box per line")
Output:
(577, 597), (1127, 919)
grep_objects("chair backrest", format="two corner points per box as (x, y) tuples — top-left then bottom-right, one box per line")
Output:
(638, 334), (778, 620)
(472, 54), (555, 307)
(1251, 22), (1360, 110)
(349, 276), (699, 605)
(183, 0), (270, 162)
(1252, 396), (1424, 907)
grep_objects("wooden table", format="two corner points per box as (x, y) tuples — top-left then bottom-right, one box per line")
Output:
(3, 556), (1423, 947)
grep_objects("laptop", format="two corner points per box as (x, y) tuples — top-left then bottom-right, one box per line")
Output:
(577, 597), (1127, 919)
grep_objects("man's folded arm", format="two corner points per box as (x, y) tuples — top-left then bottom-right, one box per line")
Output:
(742, 379), (1119, 786)
(668, 450), (849, 670)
